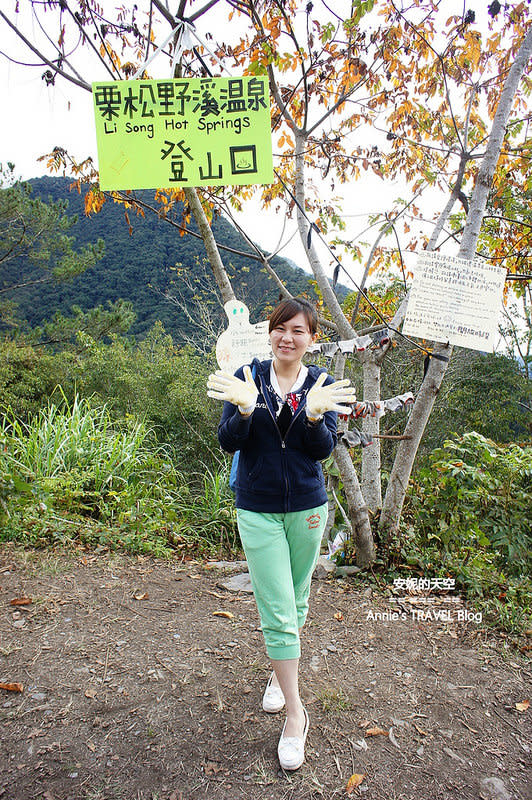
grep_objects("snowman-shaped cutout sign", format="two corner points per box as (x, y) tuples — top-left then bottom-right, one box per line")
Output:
(216, 299), (273, 373)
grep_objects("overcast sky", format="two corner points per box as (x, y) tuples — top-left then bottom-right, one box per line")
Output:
(1, 0), (521, 319)
(1, 1), (419, 288)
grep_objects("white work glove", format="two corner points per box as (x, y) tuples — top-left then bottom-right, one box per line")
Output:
(207, 366), (258, 415)
(306, 372), (357, 420)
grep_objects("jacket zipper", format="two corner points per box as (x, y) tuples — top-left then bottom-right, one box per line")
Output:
(259, 372), (310, 510)
(259, 374), (307, 447)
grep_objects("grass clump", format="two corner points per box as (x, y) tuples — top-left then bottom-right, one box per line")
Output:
(317, 688), (352, 713)
(0, 395), (238, 558)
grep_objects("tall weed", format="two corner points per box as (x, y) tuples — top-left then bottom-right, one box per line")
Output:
(0, 396), (237, 557)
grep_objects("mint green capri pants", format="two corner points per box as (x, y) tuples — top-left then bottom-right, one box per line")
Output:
(236, 502), (328, 661)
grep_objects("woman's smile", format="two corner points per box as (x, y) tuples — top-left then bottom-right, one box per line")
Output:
(270, 311), (315, 363)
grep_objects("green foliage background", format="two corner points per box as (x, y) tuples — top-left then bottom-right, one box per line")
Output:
(2, 177), (329, 342)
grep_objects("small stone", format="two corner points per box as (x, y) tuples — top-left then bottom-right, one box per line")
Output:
(479, 776), (513, 800)
(30, 693), (47, 702)
(336, 565), (361, 577)
(391, 717), (408, 727)
(206, 560), (248, 573)
(220, 573), (253, 594)
(310, 655), (321, 673)
(443, 747), (465, 763)
(313, 555), (336, 579)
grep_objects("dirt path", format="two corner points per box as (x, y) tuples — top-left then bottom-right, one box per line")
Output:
(0, 545), (530, 800)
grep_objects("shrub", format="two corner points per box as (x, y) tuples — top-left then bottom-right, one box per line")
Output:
(399, 432), (532, 633)
(409, 432), (531, 576)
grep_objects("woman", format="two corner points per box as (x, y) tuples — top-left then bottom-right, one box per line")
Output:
(207, 297), (355, 770)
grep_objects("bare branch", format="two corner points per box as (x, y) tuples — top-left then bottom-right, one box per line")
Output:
(152, 0), (176, 27)
(189, 0), (222, 23)
(110, 191), (265, 262)
(0, 9), (91, 91)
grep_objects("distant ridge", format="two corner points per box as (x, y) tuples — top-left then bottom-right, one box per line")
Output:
(5, 177), (346, 344)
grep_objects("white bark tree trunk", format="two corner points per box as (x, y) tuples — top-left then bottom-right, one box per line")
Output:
(294, 133), (355, 339)
(361, 354), (382, 511)
(183, 187), (235, 304)
(334, 441), (375, 567)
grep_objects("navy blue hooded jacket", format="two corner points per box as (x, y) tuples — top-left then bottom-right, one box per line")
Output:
(217, 358), (338, 513)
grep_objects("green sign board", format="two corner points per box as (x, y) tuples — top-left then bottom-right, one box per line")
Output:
(92, 76), (274, 190)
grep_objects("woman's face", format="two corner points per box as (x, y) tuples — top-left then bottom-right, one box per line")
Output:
(270, 311), (316, 366)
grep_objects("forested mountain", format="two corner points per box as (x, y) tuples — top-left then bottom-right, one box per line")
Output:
(6, 177), (337, 343)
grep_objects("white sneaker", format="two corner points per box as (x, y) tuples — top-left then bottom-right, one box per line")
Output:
(262, 672), (285, 713)
(277, 707), (309, 771)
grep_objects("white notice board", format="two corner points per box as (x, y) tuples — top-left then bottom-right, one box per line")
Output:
(403, 252), (506, 351)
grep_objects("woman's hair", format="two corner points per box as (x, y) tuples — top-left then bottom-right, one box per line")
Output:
(268, 297), (318, 336)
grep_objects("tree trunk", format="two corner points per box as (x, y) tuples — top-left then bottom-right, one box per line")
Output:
(361, 353), (382, 511)
(294, 132), (355, 339)
(183, 186), (235, 304)
(379, 340), (451, 538)
(292, 133), (375, 563)
(323, 472), (339, 545)
(380, 25), (532, 539)
(334, 440), (375, 567)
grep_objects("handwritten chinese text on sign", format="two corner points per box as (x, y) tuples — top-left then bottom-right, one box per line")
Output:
(403, 252), (506, 351)
(216, 299), (272, 373)
(92, 76), (274, 190)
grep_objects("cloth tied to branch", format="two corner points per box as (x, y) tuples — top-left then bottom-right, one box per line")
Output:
(338, 391), (415, 448)
(306, 329), (391, 356)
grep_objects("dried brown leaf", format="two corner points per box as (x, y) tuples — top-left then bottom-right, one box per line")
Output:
(213, 611), (234, 620)
(134, 592), (149, 601)
(365, 726), (388, 737)
(0, 682), (23, 693)
(346, 773), (365, 794)
(515, 699), (529, 712)
(203, 760), (222, 775)
(10, 597), (32, 606)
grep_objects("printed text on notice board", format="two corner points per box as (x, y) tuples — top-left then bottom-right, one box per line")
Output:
(403, 253), (506, 351)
